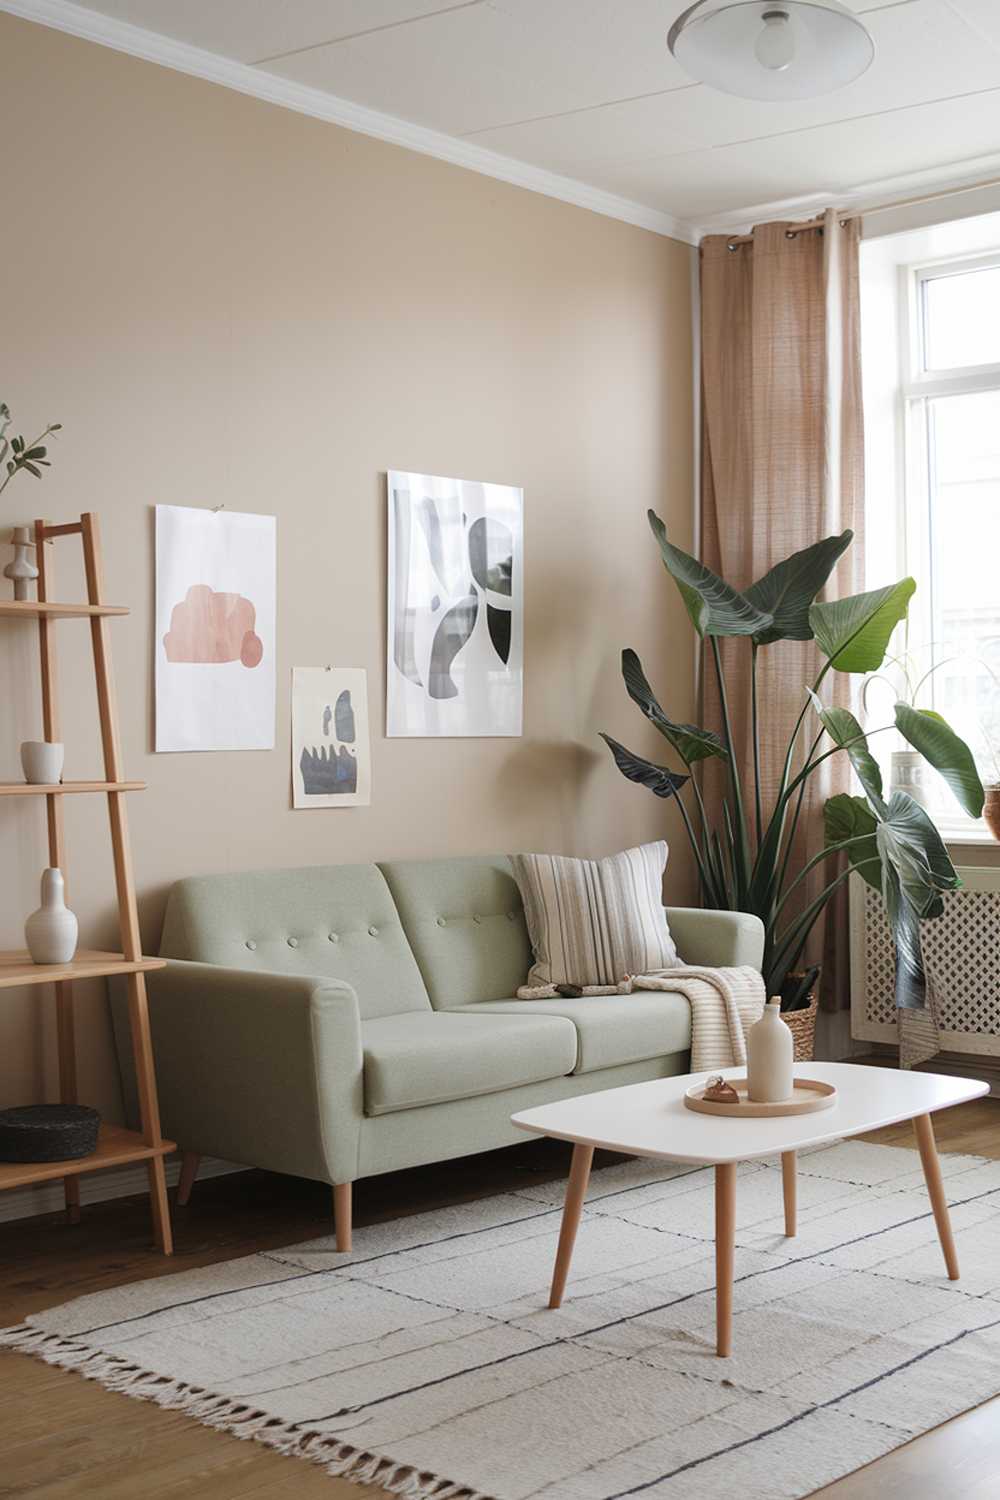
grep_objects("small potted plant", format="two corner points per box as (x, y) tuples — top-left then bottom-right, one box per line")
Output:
(603, 514), (984, 1058)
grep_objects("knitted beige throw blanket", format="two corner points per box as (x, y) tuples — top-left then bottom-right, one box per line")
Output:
(517, 965), (766, 1073)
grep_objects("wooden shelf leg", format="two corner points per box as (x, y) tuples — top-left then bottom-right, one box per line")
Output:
(35, 528), (82, 1228)
(55, 980), (81, 1225)
(147, 1156), (173, 1256)
(81, 512), (174, 1257)
(125, 971), (173, 1254)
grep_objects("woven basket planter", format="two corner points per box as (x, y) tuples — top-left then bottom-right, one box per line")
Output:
(0, 1104), (100, 1163)
(783, 995), (818, 1061)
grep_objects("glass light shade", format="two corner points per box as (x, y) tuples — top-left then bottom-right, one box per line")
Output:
(667, 0), (875, 101)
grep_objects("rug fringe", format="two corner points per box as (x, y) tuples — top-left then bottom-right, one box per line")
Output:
(0, 1322), (492, 1500)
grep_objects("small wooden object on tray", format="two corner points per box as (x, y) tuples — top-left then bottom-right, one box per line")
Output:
(685, 1075), (837, 1118)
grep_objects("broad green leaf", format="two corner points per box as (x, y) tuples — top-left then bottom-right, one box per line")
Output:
(809, 578), (916, 674)
(647, 511), (773, 639)
(600, 733), (690, 801)
(823, 794), (881, 892)
(880, 862), (929, 1011)
(621, 650), (728, 765)
(876, 790), (958, 923)
(808, 690), (884, 809)
(745, 530), (854, 645)
(895, 702), (985, 819)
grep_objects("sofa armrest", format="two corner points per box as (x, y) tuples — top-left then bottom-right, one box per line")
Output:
(111, 960), (363, 1185)
(666, 907), (765, 972)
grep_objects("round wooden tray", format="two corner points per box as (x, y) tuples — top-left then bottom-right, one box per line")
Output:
(684, 1076), (837, 1118)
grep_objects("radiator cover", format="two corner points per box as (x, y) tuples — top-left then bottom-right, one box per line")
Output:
(850, 867), (1000, 1054)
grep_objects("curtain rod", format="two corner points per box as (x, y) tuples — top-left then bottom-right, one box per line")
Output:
(721, 174), (1000, 249)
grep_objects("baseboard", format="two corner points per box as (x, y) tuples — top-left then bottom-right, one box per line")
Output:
(0, 1153), (248, 1225)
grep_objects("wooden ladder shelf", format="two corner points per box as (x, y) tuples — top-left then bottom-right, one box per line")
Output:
(1, 513), (174, 1252)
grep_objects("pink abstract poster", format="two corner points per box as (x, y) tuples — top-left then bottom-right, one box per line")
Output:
(155, 505), (276, 752)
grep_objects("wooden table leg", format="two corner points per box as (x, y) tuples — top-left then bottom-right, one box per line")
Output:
(549, 1143), (594, 1309)
(715, 1162), (736, 1357)
(781, 1151), (797, 1238)
(913, 1112), (959, 1280)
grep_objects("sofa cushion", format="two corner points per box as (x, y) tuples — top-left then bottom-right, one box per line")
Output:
(453, 991), (691, 1073)
(378, 855), (532, 1010)
(362, 1011), (577, 1115)
(158, 864), (431, 1020)
(511, 843), (678, 988)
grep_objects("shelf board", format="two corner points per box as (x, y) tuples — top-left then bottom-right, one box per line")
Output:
(0, 780), (145, 796)
(0, 600), (128, 619)
(0, 950), (166, 989)
(0, 1124), (175, 1191)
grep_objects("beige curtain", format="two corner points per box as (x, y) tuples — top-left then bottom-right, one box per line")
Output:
(699, 211), (865, 1011)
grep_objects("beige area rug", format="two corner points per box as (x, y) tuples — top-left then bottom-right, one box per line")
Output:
(5, 1141), (1000, 1500)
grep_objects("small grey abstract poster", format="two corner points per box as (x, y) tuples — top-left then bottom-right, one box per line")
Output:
(387, 470), (523, 737)
(291, 667), (371, 808)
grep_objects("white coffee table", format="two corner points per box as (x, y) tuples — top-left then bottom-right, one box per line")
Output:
(512, 1062), (988, 1358)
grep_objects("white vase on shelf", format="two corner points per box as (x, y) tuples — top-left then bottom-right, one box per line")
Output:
(747, 999), (794, 1103)
(25, 868), (79, 965)
(20, 740), (64, 785)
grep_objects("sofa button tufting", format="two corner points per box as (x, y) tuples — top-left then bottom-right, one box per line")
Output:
(437, 917), (447, 927)
(328, 933), (339, 943)
(287, 937), (298, 948)
(473, 914), (482, 924)
(507, 911), (518, 921)
(368, 925), (379, 936)
(245, 939), (257, 950)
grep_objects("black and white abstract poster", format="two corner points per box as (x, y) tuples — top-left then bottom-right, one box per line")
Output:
(387, 471), (523, 737)
(291, 667), (371, 808)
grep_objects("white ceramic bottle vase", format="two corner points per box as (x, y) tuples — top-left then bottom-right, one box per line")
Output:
(747, 999), (794, 1103)
(25, 868), (79, 965)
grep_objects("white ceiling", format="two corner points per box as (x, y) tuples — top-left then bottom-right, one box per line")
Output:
(14, 0), (1000, 238)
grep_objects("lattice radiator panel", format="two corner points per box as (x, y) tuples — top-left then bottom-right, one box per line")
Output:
(850, 867), (1000, 1055)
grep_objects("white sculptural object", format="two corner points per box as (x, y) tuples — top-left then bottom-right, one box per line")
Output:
(25, 868), (79, 965)
(4, 525), (38, 601)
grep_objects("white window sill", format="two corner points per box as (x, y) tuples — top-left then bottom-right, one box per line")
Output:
(939, 822), (999, 848)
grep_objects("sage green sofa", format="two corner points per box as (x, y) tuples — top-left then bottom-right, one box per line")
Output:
(112, 854), (764, 1248)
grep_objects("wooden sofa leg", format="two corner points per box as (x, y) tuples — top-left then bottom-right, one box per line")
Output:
(176, 1151), (200, 1207)
(333, 1182), (352, 1252)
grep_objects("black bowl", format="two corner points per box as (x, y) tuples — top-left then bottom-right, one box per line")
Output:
(0, 1103), (100, 1162)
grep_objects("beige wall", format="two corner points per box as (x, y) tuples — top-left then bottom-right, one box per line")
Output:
(0, 14), (696, 1120)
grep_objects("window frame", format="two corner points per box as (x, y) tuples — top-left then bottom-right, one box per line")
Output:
(894, 247), (1000, 837)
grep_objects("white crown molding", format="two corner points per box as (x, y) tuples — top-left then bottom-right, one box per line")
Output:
(0, 0), (697, 245)
(0, 1153), (245, 1225)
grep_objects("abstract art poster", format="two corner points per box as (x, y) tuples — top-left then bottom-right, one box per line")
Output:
(291, 667), (371, 808)
(387, 470), (523, 737)
(155, 504), (276, 752)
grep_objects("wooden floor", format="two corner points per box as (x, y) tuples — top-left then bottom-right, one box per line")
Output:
(1, 1099), (999, 1500)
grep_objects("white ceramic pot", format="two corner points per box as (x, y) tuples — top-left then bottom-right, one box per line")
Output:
(25, 868), (79, 965)
(747, 999), (794, 1103)
(890, 749), (928, 808)
(20, 740), (64, 785)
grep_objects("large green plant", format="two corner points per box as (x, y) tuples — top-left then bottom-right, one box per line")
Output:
(603, 513), (984, 1011)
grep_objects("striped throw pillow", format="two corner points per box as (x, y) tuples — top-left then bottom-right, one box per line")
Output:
(510, 842), (678, 988)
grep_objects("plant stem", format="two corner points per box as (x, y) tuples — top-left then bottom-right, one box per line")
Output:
(771, 834), (876, 924)
(751, 643), (763, 850)
(710, 636), (750, 899)
(768, 857), (880, 985)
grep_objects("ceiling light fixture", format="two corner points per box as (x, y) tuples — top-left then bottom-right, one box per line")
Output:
(667, 0), (875, 101)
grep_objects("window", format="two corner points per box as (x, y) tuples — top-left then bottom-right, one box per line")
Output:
(861, 219), (1000, 831)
